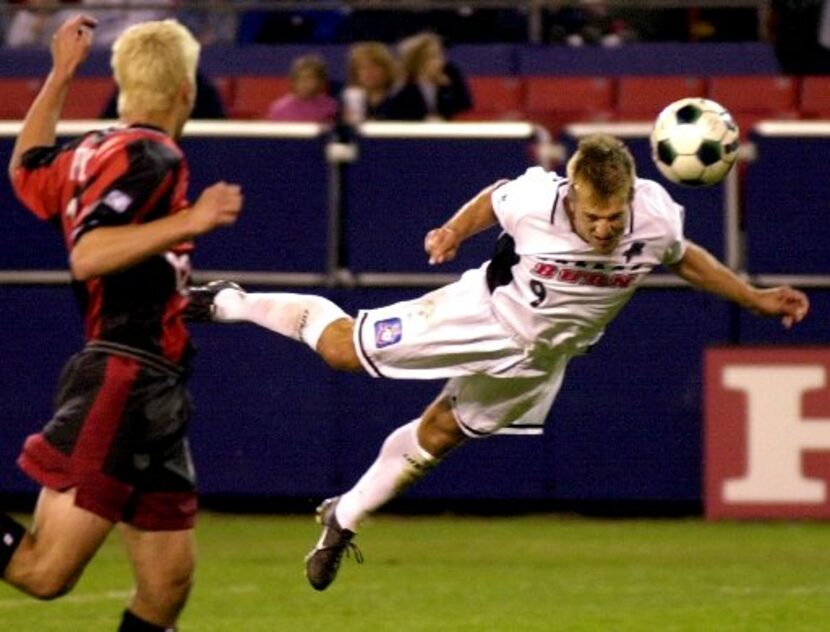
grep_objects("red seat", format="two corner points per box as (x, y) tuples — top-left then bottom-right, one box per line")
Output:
(615, 76), (705, 120)
(523, 76), (614, 135)
(212, 75), (236, 114)
(707, 75), (799, 133)
(230, 76), (291, 119)
(0, 78), (41, 119)
(456, 76), (524, 121)
(799, 75), (830, 118)
(62, 77), (117, 119)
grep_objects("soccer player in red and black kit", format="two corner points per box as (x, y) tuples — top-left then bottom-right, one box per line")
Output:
(0, 15), (242, 631)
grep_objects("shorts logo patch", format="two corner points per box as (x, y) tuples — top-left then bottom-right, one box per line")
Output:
(374, 317), (403, 348)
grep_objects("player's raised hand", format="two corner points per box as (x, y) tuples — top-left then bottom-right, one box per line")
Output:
(425, 226), (460, 265)
(189, 182), (243, 235)
(752, 286), (810, 329)
(50, 15), (97, 80)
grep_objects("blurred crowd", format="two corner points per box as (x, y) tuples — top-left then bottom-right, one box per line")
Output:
(0, 1), (811, 48)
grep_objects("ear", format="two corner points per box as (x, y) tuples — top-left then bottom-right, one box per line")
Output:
(179, 77), (195, 103)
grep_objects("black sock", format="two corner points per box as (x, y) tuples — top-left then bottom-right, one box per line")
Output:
(118, 609), (175, 632)
(0, 513), (25, 576)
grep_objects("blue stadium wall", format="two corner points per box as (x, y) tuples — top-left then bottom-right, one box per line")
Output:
(0, 42), (825, 511)
(1, 123), (827, 509)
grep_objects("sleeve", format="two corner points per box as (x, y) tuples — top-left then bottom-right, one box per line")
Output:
(652, 182), (687, 265)
(490, 166), (556, 236)
(71, 140), (177, 245)
(11, 145), (68, 221)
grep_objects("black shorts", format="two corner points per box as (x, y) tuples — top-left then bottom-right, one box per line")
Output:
(18, 342), (197, 530)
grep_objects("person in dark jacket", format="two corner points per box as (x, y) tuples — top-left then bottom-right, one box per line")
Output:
(383, 32), (472, 121)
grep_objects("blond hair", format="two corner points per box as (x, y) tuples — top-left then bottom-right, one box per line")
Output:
(111, 20), (200, 117)
(347, 41), (399, 90)
(567, 133), (637, 201)
(397, 32), (442, 81)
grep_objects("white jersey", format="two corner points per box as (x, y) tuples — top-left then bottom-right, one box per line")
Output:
(489, 166), (686, 357)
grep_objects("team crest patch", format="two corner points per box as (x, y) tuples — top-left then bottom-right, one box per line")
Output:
(102, 189), (133, 213)
(374, 317), (403, 348)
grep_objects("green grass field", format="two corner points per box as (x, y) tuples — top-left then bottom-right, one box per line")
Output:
(1, 511), (829, 631)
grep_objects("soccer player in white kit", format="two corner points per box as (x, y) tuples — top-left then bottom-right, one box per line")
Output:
(192, 133), (809, 591)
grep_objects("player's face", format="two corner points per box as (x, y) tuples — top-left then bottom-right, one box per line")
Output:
(567, 185), (629, 254)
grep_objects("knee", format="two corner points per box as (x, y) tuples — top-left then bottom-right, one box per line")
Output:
(136, 565), (194, 613)
(418, 405), (467, 457)
(316, 321), (362, 371)
(319, 343), (362, 372)
(22, 567), (80, 601)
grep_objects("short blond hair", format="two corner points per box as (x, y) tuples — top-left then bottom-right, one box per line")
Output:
(111, 20), (200, 117)
(567, 133), (637, 201)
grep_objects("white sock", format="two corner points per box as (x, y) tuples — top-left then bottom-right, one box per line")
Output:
(335, 419), (438, 532)
(213, 290), (348, 351)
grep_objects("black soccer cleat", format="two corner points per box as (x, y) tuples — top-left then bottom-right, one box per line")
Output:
(304, 497), (363, 591)
(184, 280), (243, 322)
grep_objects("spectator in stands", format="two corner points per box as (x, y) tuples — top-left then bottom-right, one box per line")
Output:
(4, 0), (66, 48)
(341, 41), (399, 123)
(265, 53), (338, 123)
(545, 0), (637, 47)
(75, 0), (174, 47)
(101, 68), (228, 119)
(383, 31), (472, 121)
(177, 0), (239, 45)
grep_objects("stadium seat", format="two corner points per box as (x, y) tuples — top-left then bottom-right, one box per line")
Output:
(615, 76), (705, 121)
(213, 75), (237, 114)
(523, 76), (614, 135)
(62, 77), (117, 120)
(707, 75), (799, 133)
(230, 76), (291, 119)
(456, 76), (525, 121)
(0, 78), (40, 119)
(799, 75), (830, 118)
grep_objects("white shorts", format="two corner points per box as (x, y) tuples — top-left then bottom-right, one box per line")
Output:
(354, 266), (570, 435)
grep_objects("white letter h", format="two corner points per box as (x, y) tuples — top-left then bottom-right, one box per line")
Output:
(723, 365), (830, 504)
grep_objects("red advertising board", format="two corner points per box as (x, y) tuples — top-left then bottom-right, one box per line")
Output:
(705, 347), (830, 519)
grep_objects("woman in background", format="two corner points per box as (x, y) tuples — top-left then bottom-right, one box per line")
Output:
(341, 41), (399, 123)
(384, 32), (472, 121)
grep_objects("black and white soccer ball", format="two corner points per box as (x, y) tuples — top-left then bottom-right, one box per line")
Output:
(650, 97), (740, 187)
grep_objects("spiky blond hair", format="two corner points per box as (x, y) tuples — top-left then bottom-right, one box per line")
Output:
(111, 20), (200, 117)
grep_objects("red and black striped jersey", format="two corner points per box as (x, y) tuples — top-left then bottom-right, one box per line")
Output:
(12, 124), (195, 366)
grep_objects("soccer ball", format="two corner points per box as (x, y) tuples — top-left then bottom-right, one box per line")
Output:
(650, 98), (740, 187)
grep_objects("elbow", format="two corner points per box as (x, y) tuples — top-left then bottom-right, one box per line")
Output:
(69, 253), (94, 281)
(69, 242), (100, 281)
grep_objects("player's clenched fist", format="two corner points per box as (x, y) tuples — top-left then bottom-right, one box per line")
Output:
(189, 181), (243, 235)
(51, 15), (97, 79)
(424, 225), (460, 265)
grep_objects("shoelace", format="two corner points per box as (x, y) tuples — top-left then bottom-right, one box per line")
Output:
(343, 541), (364, 564)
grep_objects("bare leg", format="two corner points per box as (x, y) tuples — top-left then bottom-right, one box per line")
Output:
(119, 524), (196, 628)
(4, 488), (113, 599)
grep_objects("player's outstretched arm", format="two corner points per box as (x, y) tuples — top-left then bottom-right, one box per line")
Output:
(424, 179), (507, 265)
(8, 15), (96, 180)
(669, 240), (809, 328)
(71, 182), (243, 280)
